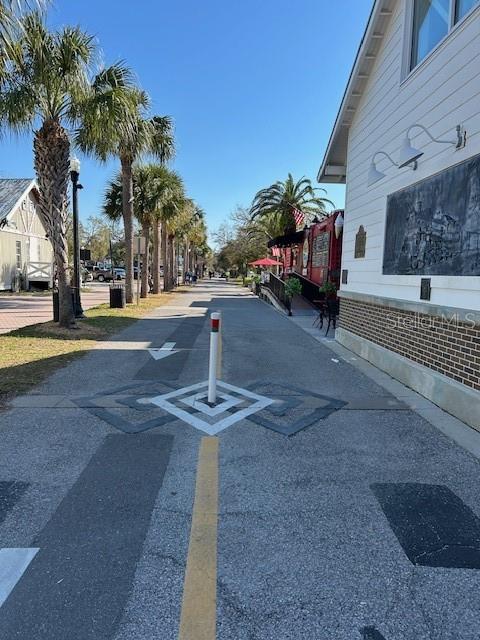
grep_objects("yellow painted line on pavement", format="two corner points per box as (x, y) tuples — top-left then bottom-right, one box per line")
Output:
(178, 436), (219, 640)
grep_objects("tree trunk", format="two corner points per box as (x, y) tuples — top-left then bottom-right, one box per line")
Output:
(161, 222), (168, 292)
(152, 220), (161, 294)
(141, 222), (150, 298)
(168, 235), (175, 291)
(33, 119), (74, 328)
(184, 239), (189, 283)
(121, 156), (134, 303)
(165, 234), (171, 291)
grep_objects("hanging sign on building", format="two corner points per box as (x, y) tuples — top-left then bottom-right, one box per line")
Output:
(383, 153), (480, 276)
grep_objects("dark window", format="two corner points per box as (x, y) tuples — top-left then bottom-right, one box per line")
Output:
(411, 0), (450, 69)
(16, 241), (22, 269)
(455, 0), (479, 21)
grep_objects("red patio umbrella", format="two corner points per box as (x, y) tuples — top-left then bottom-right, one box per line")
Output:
(249, 258), (282, 267)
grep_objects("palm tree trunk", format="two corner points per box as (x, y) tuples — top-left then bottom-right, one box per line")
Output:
(152, 220), (161, 294)
(121, 155), (134, 304)
(161, 222), (168, 292)
(141, 222), (150, 298)
(168, 234), (175, 289)
(33, 119), (74, 328)
(184, 239), (189, 283)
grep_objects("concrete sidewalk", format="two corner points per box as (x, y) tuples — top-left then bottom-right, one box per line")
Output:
(0, 279), (479, 640)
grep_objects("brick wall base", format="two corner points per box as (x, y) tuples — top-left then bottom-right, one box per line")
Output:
(339, 298), (480, 392)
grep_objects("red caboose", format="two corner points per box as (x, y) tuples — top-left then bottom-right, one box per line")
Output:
(268, 210), (344, 298)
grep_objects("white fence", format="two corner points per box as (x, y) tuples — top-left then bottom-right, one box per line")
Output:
(27, 261), (53, 286)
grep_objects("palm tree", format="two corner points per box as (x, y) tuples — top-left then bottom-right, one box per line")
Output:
(77, 75), (175, 303)
(1, 13), (97, 326)
(185, 205), (207, 278)
(104, 168), (153, 298)
(147, 166), (184, 294)
(103, 165), (184, 297)
(158, 175), (185, 292)
(250, 174), (333, 234)
(0, 1), (47, 53)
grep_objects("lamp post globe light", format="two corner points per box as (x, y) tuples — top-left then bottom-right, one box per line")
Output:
(70, 156), (85, 318)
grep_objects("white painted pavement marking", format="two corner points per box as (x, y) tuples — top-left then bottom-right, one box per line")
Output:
(144, 380), (274, 435)
(180, 391), (242, 416)
(148, 342), (177, 361)
(0, 548), (39, 607)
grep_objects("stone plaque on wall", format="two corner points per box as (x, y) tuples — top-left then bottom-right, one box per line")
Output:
(383, 153), (480, 275)
(354, 226), (367, 258)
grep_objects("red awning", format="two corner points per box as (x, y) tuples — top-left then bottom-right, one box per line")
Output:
(249, 258), (282, 267)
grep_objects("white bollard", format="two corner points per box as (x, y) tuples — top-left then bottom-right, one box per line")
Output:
(207, 312), (221, 405)
(216, 310), (222, 379)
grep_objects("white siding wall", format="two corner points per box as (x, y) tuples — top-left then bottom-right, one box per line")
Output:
(0, 191), (52, 290)
(342, 0), (480, 311)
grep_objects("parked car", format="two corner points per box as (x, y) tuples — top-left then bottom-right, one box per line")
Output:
(93, 268), (115, 282)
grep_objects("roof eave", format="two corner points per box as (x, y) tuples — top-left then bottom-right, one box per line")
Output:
(3, 179), (38, 222)
(317, 0), (395, 183)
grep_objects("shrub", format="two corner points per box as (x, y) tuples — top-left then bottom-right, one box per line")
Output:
(319, 281), (337, 297)
(285, 277), (302, 299)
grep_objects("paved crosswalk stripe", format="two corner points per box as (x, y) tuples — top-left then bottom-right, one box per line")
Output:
(178, 437), (218, 640)
(0, 548), (39, 608)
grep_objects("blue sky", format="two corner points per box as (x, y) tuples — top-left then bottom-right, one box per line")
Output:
(0, 0), (372, 239)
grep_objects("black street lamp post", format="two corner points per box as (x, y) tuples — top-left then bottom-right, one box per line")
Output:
(70, 156), (85, 318)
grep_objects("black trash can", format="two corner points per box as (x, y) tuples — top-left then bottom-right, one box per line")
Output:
(110, 283), (126, 309)
(52, 288), (75, 322)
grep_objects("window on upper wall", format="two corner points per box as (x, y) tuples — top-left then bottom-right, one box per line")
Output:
(411, 0), (450, 69)
(16, 241), (22, 269)
(410, 0), (479, 70)
(455, 0), (479, 21)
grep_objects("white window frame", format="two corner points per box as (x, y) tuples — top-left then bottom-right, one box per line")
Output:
(15, 240), (22, 269)
(402, 0), (480, 81)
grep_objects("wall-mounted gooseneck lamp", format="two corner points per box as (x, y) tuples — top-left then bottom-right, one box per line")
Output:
(334, 212), (344, 239)
(398, 124), (466, 168)
(368, 151), (404, 187)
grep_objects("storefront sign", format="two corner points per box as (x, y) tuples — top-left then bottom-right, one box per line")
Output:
(383, 153), (480, 275)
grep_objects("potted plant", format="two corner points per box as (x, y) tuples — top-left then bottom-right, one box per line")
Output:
(319, 281), (337, 299)
(284, 277), (302, 315)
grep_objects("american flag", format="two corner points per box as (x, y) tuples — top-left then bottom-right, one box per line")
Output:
(293, 207), (304, 226)
(271, 247), (281, 257)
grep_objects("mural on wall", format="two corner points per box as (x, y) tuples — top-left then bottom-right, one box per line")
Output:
(383, 153), (480, 276)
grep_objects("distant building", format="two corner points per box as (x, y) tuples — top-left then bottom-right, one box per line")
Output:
(318, 0), (480, 430)
(0, 179), (53, 291)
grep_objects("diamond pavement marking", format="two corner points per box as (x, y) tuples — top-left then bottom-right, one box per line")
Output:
(246, 381), (346, 436)
(179, 390), (243, 416)
(144, 380), (274, 435)
(73, 379), (345, 437)
(73, 381), (178, 434)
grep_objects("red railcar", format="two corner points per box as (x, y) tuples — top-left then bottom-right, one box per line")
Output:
(270, 210), (343, 290)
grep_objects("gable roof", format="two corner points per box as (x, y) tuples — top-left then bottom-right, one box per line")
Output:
(0, 178), (37, 223)
(317, 0), (396, 183)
